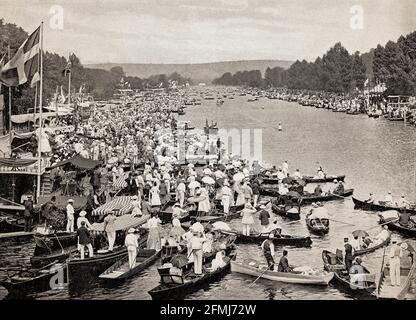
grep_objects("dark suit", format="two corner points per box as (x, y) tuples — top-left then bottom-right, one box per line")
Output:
(24, 199), (34, 232)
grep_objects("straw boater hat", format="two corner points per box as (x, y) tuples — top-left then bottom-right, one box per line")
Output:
(79, 211), (87, 217)
(333, 179), (338, 183)
(401, 242), (408, 250)
(68, 199), (74, 203)
(132, 195), (138, 200)
(128, 228), (135, 233)
(260, 205), (266, 209)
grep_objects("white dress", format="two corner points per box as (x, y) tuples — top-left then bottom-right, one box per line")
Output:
(198, 188), (211, 213)
(40, 132), (52, 153)
(150, 186), (161, 206)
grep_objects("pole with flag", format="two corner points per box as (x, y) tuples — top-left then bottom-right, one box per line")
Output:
(36, 22), (43, 200)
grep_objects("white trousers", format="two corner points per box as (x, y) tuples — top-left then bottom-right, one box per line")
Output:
(253, 194), (259, 208)
(66, 217), (74, 233)
(178, 191), (185, 207)
(222, 196), (230, 214)
(193, 249), (203, 274)
(389, 257), (401, 286)
(107, 231), (116, 251)
(80, 243), (93, 259)
(127, 246), (137, 269)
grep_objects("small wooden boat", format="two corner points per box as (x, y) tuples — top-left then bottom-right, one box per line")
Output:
(353, 233), (391, 257)
(305, 212), (329, 235)
(0, 214), (25, 233)
(30, 246), (78, 268)
(352, 197), (416, 215)
(99, 249), (161, 281)
(0, 260), (67, 296)
(220, 230), (312, 247)
(67, 235), (148, 279)
(377, 243), (416, 300)
(384, 220), (416, 238)
(272, 204), (301, 220)
(295, 189), (354, 204)
(33, 230), (77, 255)
(231, 260), (333, 285)
(148, 251), (236, 300)
(302, 175), (345, 184)
(322, 250), (376, 297)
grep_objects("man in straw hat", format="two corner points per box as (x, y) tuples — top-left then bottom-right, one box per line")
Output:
(261, 233), (275, 270)
(125, 228), (139, 269)
(66, 199), (75, 233)
(388, 240), (403, 286)
(258, 205), (270, 233)
(221, 179), (232, 214)
(189, 229), (207, 276)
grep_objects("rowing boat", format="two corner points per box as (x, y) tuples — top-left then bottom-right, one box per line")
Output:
(231, 260), (334, 285)
(352, 197), (416, 215)
(99, 248), (161, 281)
(272, 204), (301, 220)
(322, 250), (376, 298)
(306, 215), (329, 235)
(294, 189), (354, 204)
(0, 260), (66, 297)
(148, 251), (236, 300)
(67, 234), (148, 280)
(302, 175), (345, 184)
(383, 220), (416, 238)
(377, 241), (416, 300)
(353, 233), (391, 257)
(33, 230), (77, 255)
(219, 230), (312, 247)
(30, 246), (78, 267)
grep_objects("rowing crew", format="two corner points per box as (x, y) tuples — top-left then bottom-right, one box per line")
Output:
(365, 192), (412, 209)
(313, 180), (344, 196)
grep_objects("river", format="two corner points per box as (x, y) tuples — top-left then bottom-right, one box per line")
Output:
(1, 94), (415, 300)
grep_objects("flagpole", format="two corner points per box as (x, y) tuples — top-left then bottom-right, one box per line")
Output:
(8, 45), (12, 155)
(68, 53), (71, 105)
(36, 22), (43, 201)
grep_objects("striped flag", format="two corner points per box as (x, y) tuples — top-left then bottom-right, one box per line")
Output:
(0, 26), (41, 87)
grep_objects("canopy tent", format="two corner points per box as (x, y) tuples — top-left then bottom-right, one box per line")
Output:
(11, 112), (67, 124)
(92, 196), (135, 216)
(0, 158), (37, 168)
(36, 195), (87, 211)
(91, 213), (149, 232)
(47, 155), (101, 170)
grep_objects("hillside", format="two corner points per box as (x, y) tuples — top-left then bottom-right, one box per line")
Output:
(86, 60), (293, 84)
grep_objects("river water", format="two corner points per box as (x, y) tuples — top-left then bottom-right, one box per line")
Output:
(1, 94), (415, 300)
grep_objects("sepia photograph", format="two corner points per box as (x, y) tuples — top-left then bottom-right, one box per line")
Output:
(0, 0), (415, 305)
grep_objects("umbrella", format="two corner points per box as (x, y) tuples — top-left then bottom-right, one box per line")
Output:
(286, 191), (300, 198)
(282, 177), (295, 184)
(212, 221), (231, 231)
(233, 172), (245, 182)
(203, 168), (213, 175)
(352, 230), (369, 238)
(188, 181), (201, 189)
(202, 176), (215, 185)
(171, 254), (189, 268)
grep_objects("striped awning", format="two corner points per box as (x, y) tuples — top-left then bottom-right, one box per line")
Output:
(92, 196), (134, 216)
(91, 214), (149, 233)
(112, 172), (129, 190)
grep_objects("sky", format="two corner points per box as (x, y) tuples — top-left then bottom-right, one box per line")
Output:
(1, 0), (416, 64)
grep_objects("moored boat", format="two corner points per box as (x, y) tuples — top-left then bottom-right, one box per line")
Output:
(294, 189), (354, 204)
(0, 261), (67, 297)
(148, 250), (236, 300)
(305, 208), (329, 235)
(352, 197), (416, 215)
(322, 250), (376, 298)
(220, 230), (312, 247)
(231, 260), (333, 285)
(99, 248), (161, 281)
(271, 204), (301, 220)
(302, 175), (345, 183)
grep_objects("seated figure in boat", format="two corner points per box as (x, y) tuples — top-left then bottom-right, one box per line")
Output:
(364, 193), (376, 204)
(397, 195), (411, 210)
(208, 251), (227, 271)
(332, 180), (345, 195)
(317, 167), (325, 178)
(277, 250), (292, 273)
(313, 184), (323, 196)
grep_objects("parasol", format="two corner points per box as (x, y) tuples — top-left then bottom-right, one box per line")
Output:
(187, 196), (206, 203)
(203, 168), (213, 175)
(188, 181), (201, 189)
(211, 221), (232, 231)
(171, 254), (189, 268)
(202, 176), (215, 185)
(233, 172), (245, 182)
(352, 230), (369, 238)
(286, 191), (300, 198)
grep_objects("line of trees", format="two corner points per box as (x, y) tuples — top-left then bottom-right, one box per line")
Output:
(0, 19), (191, 119)
(213, 42), (367, 93)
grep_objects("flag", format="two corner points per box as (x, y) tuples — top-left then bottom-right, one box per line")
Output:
(0, 26), (41, 87)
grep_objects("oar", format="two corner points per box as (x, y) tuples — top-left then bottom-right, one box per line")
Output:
(366, 218), (399, 231)
(330, 218), (356, 227)
(249, 263), (273, 287)
(330, 193), (350, 200)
